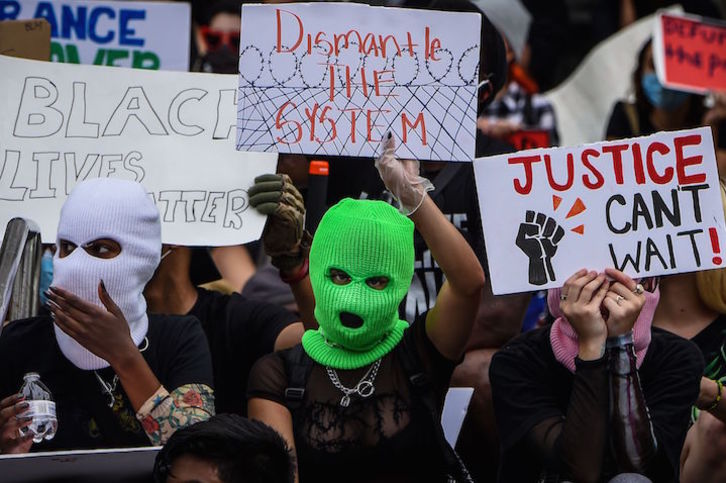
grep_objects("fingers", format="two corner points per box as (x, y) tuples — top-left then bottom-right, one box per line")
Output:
(0, 394), (22, 411)
(47, 286), (96, 315)
(381, 131), (396, 154)
(591, 279), (610, 306)
(51, 306), (84, 340)
(98, 280), (124, 319)
(249, 181), (283, 200)
(604, 267), (637, 291)
(46, 290), (93, 325)
(563, 270), (598, 304)
(0, 397), (28, 426)
(253, 173), (283, 185)
(580, 274), (607, 304)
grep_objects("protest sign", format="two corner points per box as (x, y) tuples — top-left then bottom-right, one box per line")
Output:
(235, 3), (481, 162)
(0, 18), (50, 60)
(654, 11), (726, 93)
(506, 129), (551, 151)
(473, 127), (726, 294)
(0, 0), (190, 70)
(0, 54), (277, 246)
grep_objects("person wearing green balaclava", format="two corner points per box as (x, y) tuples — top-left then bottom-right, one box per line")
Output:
(247, 135), (486, 483)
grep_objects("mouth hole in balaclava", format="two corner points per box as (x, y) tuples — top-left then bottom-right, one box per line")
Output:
(340, 311), (364, 329)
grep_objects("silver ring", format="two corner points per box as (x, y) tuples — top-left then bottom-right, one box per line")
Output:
(616, 295), (624, 305)
(633, 283), (644, 295)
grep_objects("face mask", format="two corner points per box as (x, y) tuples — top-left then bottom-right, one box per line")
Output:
(641, 73), (689, 111)
(302, 199), (414, 369)
(39, 248), (53, 306)
(201, 47), (238, 74)
(52, 178), (161, 370)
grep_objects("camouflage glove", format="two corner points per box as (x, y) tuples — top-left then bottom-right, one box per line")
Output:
(249, 174), (311, 272)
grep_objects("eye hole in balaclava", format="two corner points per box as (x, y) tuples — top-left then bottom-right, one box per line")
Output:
(59, 238), (122, 260)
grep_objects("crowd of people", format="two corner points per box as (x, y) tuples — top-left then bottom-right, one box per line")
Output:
(1, 0), (726, 482)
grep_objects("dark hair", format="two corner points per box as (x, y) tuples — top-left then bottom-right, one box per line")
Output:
(202, 0), (242, 26)
(632, 38), (704, 128)
(153, 415), (294, 483)
(399, 0), (508, 109)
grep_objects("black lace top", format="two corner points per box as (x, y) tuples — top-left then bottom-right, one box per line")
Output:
(247, 318), (457, 483)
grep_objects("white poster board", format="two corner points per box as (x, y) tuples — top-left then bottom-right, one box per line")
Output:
(236, 3), (481, 162)
(0, 0), (191, 70)
(474, 127), (726, 295)
(0, 54), (277, 246)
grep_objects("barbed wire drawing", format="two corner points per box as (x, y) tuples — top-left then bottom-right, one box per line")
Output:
(236, 43), (480, 161)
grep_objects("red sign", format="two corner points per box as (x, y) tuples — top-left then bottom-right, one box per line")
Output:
(655, 12), (726, 93)
(506, 129), (551, 151)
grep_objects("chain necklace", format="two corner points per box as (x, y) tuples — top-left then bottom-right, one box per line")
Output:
(94, 337), (149, 408)
(325, 359), (382, 407)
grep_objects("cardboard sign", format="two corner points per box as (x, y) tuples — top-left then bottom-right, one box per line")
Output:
(236, 3), (481, 162)
(0, 18), (50, 60)
(0, 0), (190, 70)
(474, 127), (726, 294)
(0, 54), (277, 246)
(654, 11), (726, 93)
(506, 129), (551, 151)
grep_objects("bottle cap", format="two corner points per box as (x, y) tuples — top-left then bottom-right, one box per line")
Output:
(24, 372), (40, 380)
(309, 160), (329, 176)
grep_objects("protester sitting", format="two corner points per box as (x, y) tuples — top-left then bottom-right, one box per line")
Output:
(651, 184), (726, 483)
(605, 38), (704, 141)
(153, 413), (294, 483)
(490, 268), (703, 482)
(0, 179), (214, 452)
(246, 135), (485, 482)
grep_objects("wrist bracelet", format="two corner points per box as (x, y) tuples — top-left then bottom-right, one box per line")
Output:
(706, 379), (723, 412)
(606, 331), (634, 349)
(280, 258), (309, 284)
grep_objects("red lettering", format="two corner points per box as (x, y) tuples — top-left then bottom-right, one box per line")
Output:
(342, 108), (362, 143)
(429, 37), (441, 61)
(363, 33), (380, 57)
(674, 134), (707, 185)
(314, 32), (332, 56)
(304, 103), (319, 142)
(405, 32), (418, 57)
(345, 65), (352, 98)
(328, 64), (335, 102)
(274, 101), (302, 144)
(602, 144), (629, 184)
(316, 105), (337, 143)
(401, 112), (427, 146)
(366, 109), (389, 142)
(508, 155), (541, 195)
(379, 35), (402, 58)
(374, 70), (395, 97)
(646, 141), (673, 184)
(544, 153), (574, 191)
(360, 68), (369, 98)
(632, 143), (646, 184)
(276, 9), (304, 53)
(581, 148), (604, 189)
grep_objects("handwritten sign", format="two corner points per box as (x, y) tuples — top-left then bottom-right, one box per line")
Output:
(0, 54), (277, 246)
(0, 0), (190, 70)
(506, 129), (551, 151)
(473, 128), (726, 294)
(0, 18), (50, 60)
(654, 11), (726, 93)
(235, 3), (481, 161)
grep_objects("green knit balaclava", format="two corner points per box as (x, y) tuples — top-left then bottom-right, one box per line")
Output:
(302, 198), (414, 369)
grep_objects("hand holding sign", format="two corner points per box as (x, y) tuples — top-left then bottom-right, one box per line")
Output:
(559, 270), (609, 359)
(602, 268), (645, 337)
(375, 133), (433, 215)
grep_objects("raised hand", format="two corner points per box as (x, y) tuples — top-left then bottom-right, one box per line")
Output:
(516, 210), (565, 285)
(374, 133), (433, 215)
(249, 173), (310, 272)
(47, 282), (136, 367)
(602, 268), (645, 337)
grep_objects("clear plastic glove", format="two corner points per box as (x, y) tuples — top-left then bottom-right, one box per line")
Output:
(374, 133), (434, 215)
(249, 174), (311, 271)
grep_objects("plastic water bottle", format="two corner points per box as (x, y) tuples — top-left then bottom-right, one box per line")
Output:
(18, 373), (57, 443)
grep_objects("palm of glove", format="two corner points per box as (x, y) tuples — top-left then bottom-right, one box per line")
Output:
(249, 174), (309, 271)
(375, 134), (434, 215)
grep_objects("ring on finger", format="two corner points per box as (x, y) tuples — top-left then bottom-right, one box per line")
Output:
(633, 283), (644, 295)
(615, 295), (624, 305)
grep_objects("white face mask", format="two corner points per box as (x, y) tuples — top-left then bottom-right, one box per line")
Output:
(52, 178), (161, 370)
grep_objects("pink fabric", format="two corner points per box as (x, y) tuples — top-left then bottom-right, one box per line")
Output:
(547, 286), (659, 372)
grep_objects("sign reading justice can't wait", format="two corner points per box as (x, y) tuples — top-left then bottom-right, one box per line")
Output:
(236, 2), (481, 161)
(474, 128), (726, 295)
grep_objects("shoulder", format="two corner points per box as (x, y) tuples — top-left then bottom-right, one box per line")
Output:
(247, 348), (290, 406)
(0, 316), (53, 348)
(147, 314), (207, 349)
(644, 327), (704, 375)
(490, 327), (555, 381)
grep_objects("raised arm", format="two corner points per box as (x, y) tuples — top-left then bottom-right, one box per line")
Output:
(374, 135), (484, 360)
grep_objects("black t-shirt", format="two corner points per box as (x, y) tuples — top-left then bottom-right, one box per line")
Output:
(606, 101), (656, 139)
(0, 314), (213, 451)
(490, 325), (703, 482)
(690, 314), (726, 376)
(247, 317), (456, 483)
(188, 287), (299, 415)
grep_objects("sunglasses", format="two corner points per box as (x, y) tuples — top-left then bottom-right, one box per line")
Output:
(199, 26), (240, 53)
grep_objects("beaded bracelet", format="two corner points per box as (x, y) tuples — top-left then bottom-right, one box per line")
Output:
(707, 379), (723, 412)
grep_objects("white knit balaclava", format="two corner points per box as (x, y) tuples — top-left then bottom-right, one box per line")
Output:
(52, 178), (161, 370)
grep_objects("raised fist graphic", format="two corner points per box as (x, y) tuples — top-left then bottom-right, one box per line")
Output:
(516, 210), (565, 286)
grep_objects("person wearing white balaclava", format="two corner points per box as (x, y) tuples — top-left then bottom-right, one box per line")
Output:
(0, 178), (214, 454)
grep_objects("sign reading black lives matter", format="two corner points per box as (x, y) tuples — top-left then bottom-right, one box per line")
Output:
(473, 128), (726, 295)
(235, 2), (481, 161)
(0, 54), (276, 246)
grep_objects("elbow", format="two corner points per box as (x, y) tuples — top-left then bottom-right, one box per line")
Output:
(454, 264), (486, 298)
